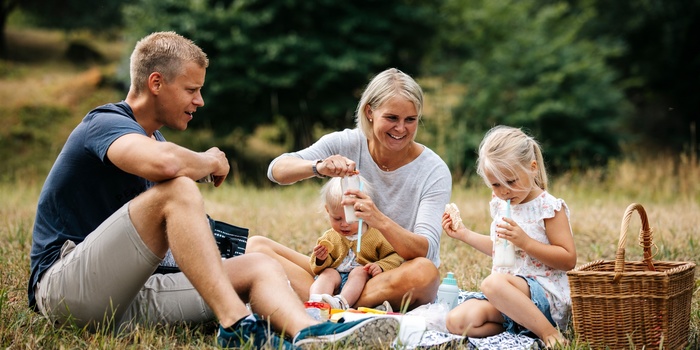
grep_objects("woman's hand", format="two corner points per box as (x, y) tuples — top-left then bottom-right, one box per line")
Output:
(316, 155), (357, 178)
(343, 188), (384, 229)
(342, 181), (431, 261)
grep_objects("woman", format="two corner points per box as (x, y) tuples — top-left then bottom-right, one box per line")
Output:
(246, 68), (452, 310)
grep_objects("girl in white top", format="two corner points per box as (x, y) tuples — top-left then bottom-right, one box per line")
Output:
(442, 125), (576, 348)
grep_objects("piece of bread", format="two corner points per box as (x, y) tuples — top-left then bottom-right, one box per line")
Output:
(445, 203), (463, 230)
(319, 239), (333, 251)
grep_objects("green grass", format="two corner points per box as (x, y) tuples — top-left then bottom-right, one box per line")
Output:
(0, 173), (698, 349)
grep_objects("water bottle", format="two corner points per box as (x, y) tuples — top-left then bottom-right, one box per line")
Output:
(436, 272), (460, 310)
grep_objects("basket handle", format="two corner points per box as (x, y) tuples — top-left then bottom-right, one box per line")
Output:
(613, 203), (656, 283)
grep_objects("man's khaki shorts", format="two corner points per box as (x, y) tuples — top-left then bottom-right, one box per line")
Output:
(35, 202), (215, 330)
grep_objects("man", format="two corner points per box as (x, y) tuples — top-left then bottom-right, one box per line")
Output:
(28, 31), (398, 349)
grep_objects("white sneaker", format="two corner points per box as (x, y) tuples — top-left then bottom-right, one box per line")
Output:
(321, 294), (350, 310)
(293, 316), (399, 349)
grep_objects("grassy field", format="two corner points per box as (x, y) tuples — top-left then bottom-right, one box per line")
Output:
(1, 26), (698, 349)
(0, 166), (698, 349)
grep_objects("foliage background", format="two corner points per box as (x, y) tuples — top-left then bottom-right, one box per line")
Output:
(2, 0), (699, 185)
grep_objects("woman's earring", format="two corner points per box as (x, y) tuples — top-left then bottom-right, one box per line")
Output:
(369, 118), (373, 122)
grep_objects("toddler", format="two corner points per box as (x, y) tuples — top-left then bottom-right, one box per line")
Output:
(309, 176), (402, 311)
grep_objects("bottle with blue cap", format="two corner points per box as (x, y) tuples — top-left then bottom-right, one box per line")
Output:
(436, 272), (460, 310)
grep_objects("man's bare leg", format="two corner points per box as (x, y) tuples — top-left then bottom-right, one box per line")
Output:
(129, 177), (248, 328)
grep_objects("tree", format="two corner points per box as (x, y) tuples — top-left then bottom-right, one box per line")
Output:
(570, 0), (700, 154)
(121, 0), (438, 184)
(124, 0), (438, 150)
(424, 0), (630, 178)
(1, 0), (133, 58)
(0, 0), (18, 58)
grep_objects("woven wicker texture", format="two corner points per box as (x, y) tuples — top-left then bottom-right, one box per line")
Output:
(567, 203), (696, 349)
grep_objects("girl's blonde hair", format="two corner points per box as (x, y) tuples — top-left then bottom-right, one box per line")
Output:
(355, 68), (423, 140)
(476, 125), (548, 191)
(130, 31), (209, 95)
(320, 176), (374, 212)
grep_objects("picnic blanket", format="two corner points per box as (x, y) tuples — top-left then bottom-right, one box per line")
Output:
(400, 291), (543, 349)
(410, 330), (540, 349)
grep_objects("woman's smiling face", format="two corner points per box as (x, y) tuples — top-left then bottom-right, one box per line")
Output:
(367, 95), (418, 152)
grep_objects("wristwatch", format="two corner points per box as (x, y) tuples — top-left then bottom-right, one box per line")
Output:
(312, 159), (327, 178)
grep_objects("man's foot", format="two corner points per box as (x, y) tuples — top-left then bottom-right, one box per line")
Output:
(320, 294), (350, 310)
(217, 314), (295, 349)
(293, 316), (399, 349)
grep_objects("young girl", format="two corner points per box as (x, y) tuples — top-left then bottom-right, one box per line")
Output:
(309, 176), (402, 310)
(442, 125), (576, 347)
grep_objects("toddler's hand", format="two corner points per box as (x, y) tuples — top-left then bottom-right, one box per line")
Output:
(313, 244), (329, 261)
(364, 263), (382, 277)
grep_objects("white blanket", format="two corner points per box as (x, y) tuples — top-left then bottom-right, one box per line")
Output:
(401, 291), (541, 349)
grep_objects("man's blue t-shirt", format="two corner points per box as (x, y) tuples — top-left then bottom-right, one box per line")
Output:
(28, 101), (165, 310)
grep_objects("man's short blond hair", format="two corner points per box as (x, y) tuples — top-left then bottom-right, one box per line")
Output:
(129, 31), (209, 94)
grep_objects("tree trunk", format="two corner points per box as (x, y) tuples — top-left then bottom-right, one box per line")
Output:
(1, 0), (19, 59)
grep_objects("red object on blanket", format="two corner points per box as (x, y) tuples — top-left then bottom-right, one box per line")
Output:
(304, 301), (331, 319)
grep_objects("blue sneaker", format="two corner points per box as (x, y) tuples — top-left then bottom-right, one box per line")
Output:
(293, 316), (399, 349)
(217, 314), (296, 349)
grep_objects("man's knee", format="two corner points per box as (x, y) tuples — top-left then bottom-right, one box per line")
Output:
(159, 177), (201, 201)
(245, 236), (272, 253)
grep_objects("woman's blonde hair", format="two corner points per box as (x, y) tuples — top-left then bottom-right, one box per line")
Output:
(129, 31), (209, 95)
(320, 176), (374, 212)
(355, 68), (423, 139)
(476, 125), (548, 191)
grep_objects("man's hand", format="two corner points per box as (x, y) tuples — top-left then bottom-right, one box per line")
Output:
(204, 147), (229, 187)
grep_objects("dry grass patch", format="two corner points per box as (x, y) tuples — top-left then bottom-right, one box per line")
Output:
(0, 168), (698, 349)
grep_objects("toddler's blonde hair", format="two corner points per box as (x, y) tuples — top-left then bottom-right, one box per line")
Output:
(320, 175), (374, 212)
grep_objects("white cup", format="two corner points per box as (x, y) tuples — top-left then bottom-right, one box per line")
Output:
(341, 175), (361, 223)
(493, 237), (516, 267)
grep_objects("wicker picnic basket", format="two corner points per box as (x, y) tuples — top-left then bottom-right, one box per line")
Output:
(567, 203), (696, 349)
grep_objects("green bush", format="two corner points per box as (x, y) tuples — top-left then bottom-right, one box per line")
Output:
(425, 0), (632, 178)
(1, 105), (72, 181)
